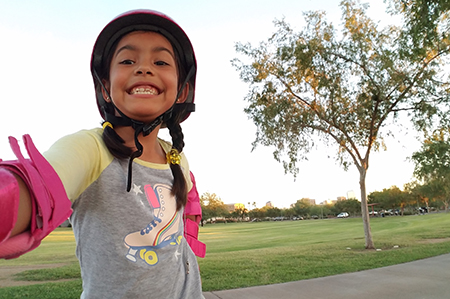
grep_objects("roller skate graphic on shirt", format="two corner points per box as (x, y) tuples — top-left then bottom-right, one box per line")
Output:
(124, 184), (182, 266)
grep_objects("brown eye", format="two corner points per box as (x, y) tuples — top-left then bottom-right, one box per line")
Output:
(120, 59), (134, 65)
(155, 60), (169, 66)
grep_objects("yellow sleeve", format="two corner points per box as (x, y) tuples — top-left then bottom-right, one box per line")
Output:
(43, 128), (113, 201)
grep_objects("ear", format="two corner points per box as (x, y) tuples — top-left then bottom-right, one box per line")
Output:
(176, 83), (190, 104)
(101, 80), (111, 103)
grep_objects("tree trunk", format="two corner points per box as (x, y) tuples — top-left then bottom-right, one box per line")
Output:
(359, 169), (375, 249)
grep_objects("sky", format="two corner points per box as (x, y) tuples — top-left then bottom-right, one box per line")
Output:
(0, 0), (422, 209)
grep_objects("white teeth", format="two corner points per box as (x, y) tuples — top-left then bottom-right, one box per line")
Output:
(131, 87), (158, 95)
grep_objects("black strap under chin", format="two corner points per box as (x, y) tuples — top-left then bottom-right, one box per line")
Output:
(125, 113), (167, 192)
(95, 64), (196, 192)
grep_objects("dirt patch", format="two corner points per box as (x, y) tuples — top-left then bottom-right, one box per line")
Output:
(417, 237), (450, 244)
(0, 263), (73, 288)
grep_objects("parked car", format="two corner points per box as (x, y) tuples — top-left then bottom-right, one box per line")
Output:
(385, 209), (398, 216)
(369, 210), (378, 216)
(418, 207), (428, 214)
(337, 212), (349, 218)
(311, 215), (319, 219)
(292, 216), (304, 220)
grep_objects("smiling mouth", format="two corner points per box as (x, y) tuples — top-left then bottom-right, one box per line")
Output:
(129, 86), (159, 95)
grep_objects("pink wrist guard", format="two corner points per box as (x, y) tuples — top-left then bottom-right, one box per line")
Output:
(0, 135), (73, 259)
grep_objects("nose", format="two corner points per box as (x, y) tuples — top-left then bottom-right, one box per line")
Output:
(135, 64), (153, 75)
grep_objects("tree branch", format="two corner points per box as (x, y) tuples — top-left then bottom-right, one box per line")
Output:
(327, 51), (380, 94)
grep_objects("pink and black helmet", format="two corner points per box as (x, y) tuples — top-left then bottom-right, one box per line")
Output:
(90, 9), (197, 124)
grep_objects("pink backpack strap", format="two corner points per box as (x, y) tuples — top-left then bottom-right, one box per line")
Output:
(0, 135), (72, 259)
(183, 171), (206, 258)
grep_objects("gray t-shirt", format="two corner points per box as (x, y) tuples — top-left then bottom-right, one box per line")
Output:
(45, 129), (203, 298)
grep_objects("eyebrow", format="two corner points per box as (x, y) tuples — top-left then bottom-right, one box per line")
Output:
(114, 44), (175, 60)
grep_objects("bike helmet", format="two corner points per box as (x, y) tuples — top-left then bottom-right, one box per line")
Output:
(90, 10), (197, 192)
(91, 9), (196, 126)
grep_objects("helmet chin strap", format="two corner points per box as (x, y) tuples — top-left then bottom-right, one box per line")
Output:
(94, 65), (195, 192)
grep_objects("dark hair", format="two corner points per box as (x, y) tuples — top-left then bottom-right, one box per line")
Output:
(100, 31), (188, 211)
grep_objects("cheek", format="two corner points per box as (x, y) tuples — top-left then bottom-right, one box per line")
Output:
(109, 71), (125, 92)
(166, 73), (180, 92)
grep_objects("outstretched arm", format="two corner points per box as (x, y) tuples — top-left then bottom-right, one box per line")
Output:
(0, 135), (72, 259)
(9, 173), (32, 237)
(0, 169), (32, 243)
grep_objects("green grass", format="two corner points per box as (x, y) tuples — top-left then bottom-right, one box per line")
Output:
(13, 263), (81, 282)
(0, 280), (82, 299)
(198, 213), (450, 290)
(1, 213), (450, 297)
(0, 228), (78, 266)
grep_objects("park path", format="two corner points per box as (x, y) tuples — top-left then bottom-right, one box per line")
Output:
(0, 263), (73, 287)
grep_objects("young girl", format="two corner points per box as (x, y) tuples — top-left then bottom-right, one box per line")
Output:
(0, 9), (205, 298)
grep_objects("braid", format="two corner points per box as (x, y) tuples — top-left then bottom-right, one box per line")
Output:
(102, 122), (133, 159)
(166, 118), (187, 211)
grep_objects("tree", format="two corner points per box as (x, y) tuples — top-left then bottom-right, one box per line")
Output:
(283, 207), (296, 218)
(265, 207), (282, 218)
(200, 192), (229, 220)
(248, 207), (265, 219)
(293, 198), (312, 216)
(231, 205), (248, 220)
(411, 129), (450, 211)
(233, 0), (450, 248)
(368, 186), (405, 211)
(386, 0), (450, 51)
(333, 198), (361, 216)
(310, 203), (332, 218)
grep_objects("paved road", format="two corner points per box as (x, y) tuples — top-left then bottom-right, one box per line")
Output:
(203, 253), (450, 299)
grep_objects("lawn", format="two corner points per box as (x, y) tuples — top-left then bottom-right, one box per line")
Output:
(1, 213), (450, 298)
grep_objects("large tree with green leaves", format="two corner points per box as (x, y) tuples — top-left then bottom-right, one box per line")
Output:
(292, 198), (313, 216)
(232, 0), (450, 249)
(200, 192), (230, 220)
(368, 186), (406, 211)
(387, 0), (450, 51)
(411, 129), (450, 211)
(333, 198), (362, 216)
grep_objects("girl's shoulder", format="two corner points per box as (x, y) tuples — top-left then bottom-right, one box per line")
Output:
(157, 138), (172, 152)
(44, 128), (113, 200)
(48, 128), (105, 148)
(44, 128), (110, 161)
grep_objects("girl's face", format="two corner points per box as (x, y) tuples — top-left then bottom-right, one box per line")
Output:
(104, 31), (181, 123)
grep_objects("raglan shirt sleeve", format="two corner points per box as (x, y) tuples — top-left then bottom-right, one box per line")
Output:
(43, 129), (113, 202)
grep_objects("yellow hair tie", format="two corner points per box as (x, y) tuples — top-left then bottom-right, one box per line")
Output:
(166, 148), (181, 165)
(102, 122), (113, 130)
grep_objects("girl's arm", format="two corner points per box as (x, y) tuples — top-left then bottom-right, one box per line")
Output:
(0, 169), (32, 252)
(185, 215), (196, 221)
(0, 135), (72, 259)
(9, 173), (32, 237)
